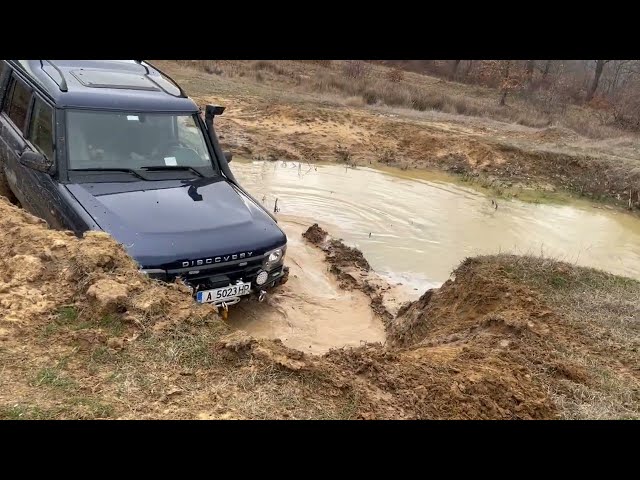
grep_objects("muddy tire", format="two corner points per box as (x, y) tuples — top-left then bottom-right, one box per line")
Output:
(280, 266), (290, 285)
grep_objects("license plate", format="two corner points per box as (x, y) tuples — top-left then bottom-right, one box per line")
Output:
(196, 282), (251, 303)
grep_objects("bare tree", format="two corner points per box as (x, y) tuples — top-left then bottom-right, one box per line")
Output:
(586, 60), (611, 102)
(607, 60), (632, 95)
(541, 60), (552, 82)
(525, 60), (535, 90)
(463, 60), (474, 78)
(499, 61), (511, 106)
(449, 60), (462, 80)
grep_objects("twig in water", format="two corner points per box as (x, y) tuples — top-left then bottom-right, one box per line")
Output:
(290, 258), (304, 270)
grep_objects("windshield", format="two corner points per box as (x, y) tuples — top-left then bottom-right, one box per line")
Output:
(66, 110), (214, 172)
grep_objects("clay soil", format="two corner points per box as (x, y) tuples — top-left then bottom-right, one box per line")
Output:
(1, 199), (637, 419)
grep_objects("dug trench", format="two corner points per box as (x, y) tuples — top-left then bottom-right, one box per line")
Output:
(0, 197), (638, 419)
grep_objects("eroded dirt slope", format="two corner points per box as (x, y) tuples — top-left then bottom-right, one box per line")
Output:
(0, 198), (637, 419)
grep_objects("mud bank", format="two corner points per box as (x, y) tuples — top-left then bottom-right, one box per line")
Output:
(228, 219), (385, 354)
(0, 198), (637, 419)
(302, 223), (399, 324)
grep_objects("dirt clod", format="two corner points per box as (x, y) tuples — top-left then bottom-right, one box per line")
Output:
(87, 279), (129, 314)
(302, 223), (328, 245)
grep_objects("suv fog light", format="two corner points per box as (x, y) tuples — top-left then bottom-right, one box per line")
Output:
(264, 245), (286, 270)
(256, 270), (269, 285)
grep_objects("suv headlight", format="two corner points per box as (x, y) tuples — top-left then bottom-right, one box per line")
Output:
(264, 245), (286, 270)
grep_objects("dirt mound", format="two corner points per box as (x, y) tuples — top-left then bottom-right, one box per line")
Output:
(301, 223), (328, 245)
(325, 344), (556, 419)
(386, 255), (640, 419)
(302, 225), (391, 322)
(389, 256), (552, 347)
(0, 196), (217, 328)
(303, 224), (371, 271)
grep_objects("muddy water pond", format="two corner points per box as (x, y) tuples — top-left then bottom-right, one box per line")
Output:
(234, 159), (640, 290)
(227, 159), (640, 352)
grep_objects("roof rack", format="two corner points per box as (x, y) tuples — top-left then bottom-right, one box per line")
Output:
(137, 60), (187, 98)
(40, 60), (68, 92)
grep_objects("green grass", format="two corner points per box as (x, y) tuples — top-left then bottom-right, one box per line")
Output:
(57, 306), (78, 323)
(0, 404), (59, 420)
(101, 314), (124, 336)
(64, 397), (114, 419)
(549, 275), (568, 288)
(497, 255), (640, 294)
(47, 307), (126, 337)
(33, 367), (76, 390)
(54, 306), (91, 330)
(338, 390), (361, 420)
(0, 398), (114, 420)
(160, 332), (217, 368)
(90, 345), (114, 365)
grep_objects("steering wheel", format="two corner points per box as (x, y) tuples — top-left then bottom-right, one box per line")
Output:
(152, 140), (184, 158)
(167, 145), (204, 165)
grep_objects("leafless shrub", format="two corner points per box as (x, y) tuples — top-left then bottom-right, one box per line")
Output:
(199, 60), (223, 76)
(335, 144), (352, 163)
(382, 84), (411, 107)
(378, 148), (396, 164)
(345, 96), (365, 107)
(386, 68), (405, 83)
(361, 89), (379, 105)
(313, 60), (332, 68)
(342, 60), (372, 79)
(252, 60), (289, 76)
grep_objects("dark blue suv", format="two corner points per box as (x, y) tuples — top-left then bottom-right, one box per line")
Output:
(0, 60), (288, 307)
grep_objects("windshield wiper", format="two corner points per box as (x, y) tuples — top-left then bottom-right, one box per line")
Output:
(71, 168), (146, 180)
(140, 165), (204, 177)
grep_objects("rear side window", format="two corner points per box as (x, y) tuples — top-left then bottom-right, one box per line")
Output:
(0, 62), (7, 108)
(0, 61), (7, 85)
(2, 76), (32, 131)
(28, 98), (54, 160)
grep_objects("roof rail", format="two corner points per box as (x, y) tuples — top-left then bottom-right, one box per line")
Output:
(135, 60), (150, 75)
(40, 60), (68, 92)
(138, 60), (187, 98)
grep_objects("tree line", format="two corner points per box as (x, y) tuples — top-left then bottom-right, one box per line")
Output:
(388, 60), (640, 131)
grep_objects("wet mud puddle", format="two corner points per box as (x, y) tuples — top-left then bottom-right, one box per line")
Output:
(228, 159), (640, 352)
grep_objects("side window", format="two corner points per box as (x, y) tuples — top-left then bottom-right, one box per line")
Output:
(0, 62), (8, 107)
(28, 98), (55, 161)
(2, 75), (33, 131)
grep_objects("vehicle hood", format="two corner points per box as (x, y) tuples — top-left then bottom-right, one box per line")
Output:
(66, 177), (286, 268)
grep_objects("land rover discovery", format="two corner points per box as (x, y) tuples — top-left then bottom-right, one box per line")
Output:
(0, 60), (288, 308)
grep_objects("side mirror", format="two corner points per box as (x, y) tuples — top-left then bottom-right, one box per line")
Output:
(19, 150), (53, 173)
(205, 104), (226, 120)
(224, 151), (233, 163)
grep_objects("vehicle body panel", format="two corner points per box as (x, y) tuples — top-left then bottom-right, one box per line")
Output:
(0, 59), (288, 303)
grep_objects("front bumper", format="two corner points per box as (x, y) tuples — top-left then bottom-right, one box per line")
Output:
(142, 263), (289, 303)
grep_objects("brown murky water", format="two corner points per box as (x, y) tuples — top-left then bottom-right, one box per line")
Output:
(228, 159), (640, 352)
(230, 219), (385, 354)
